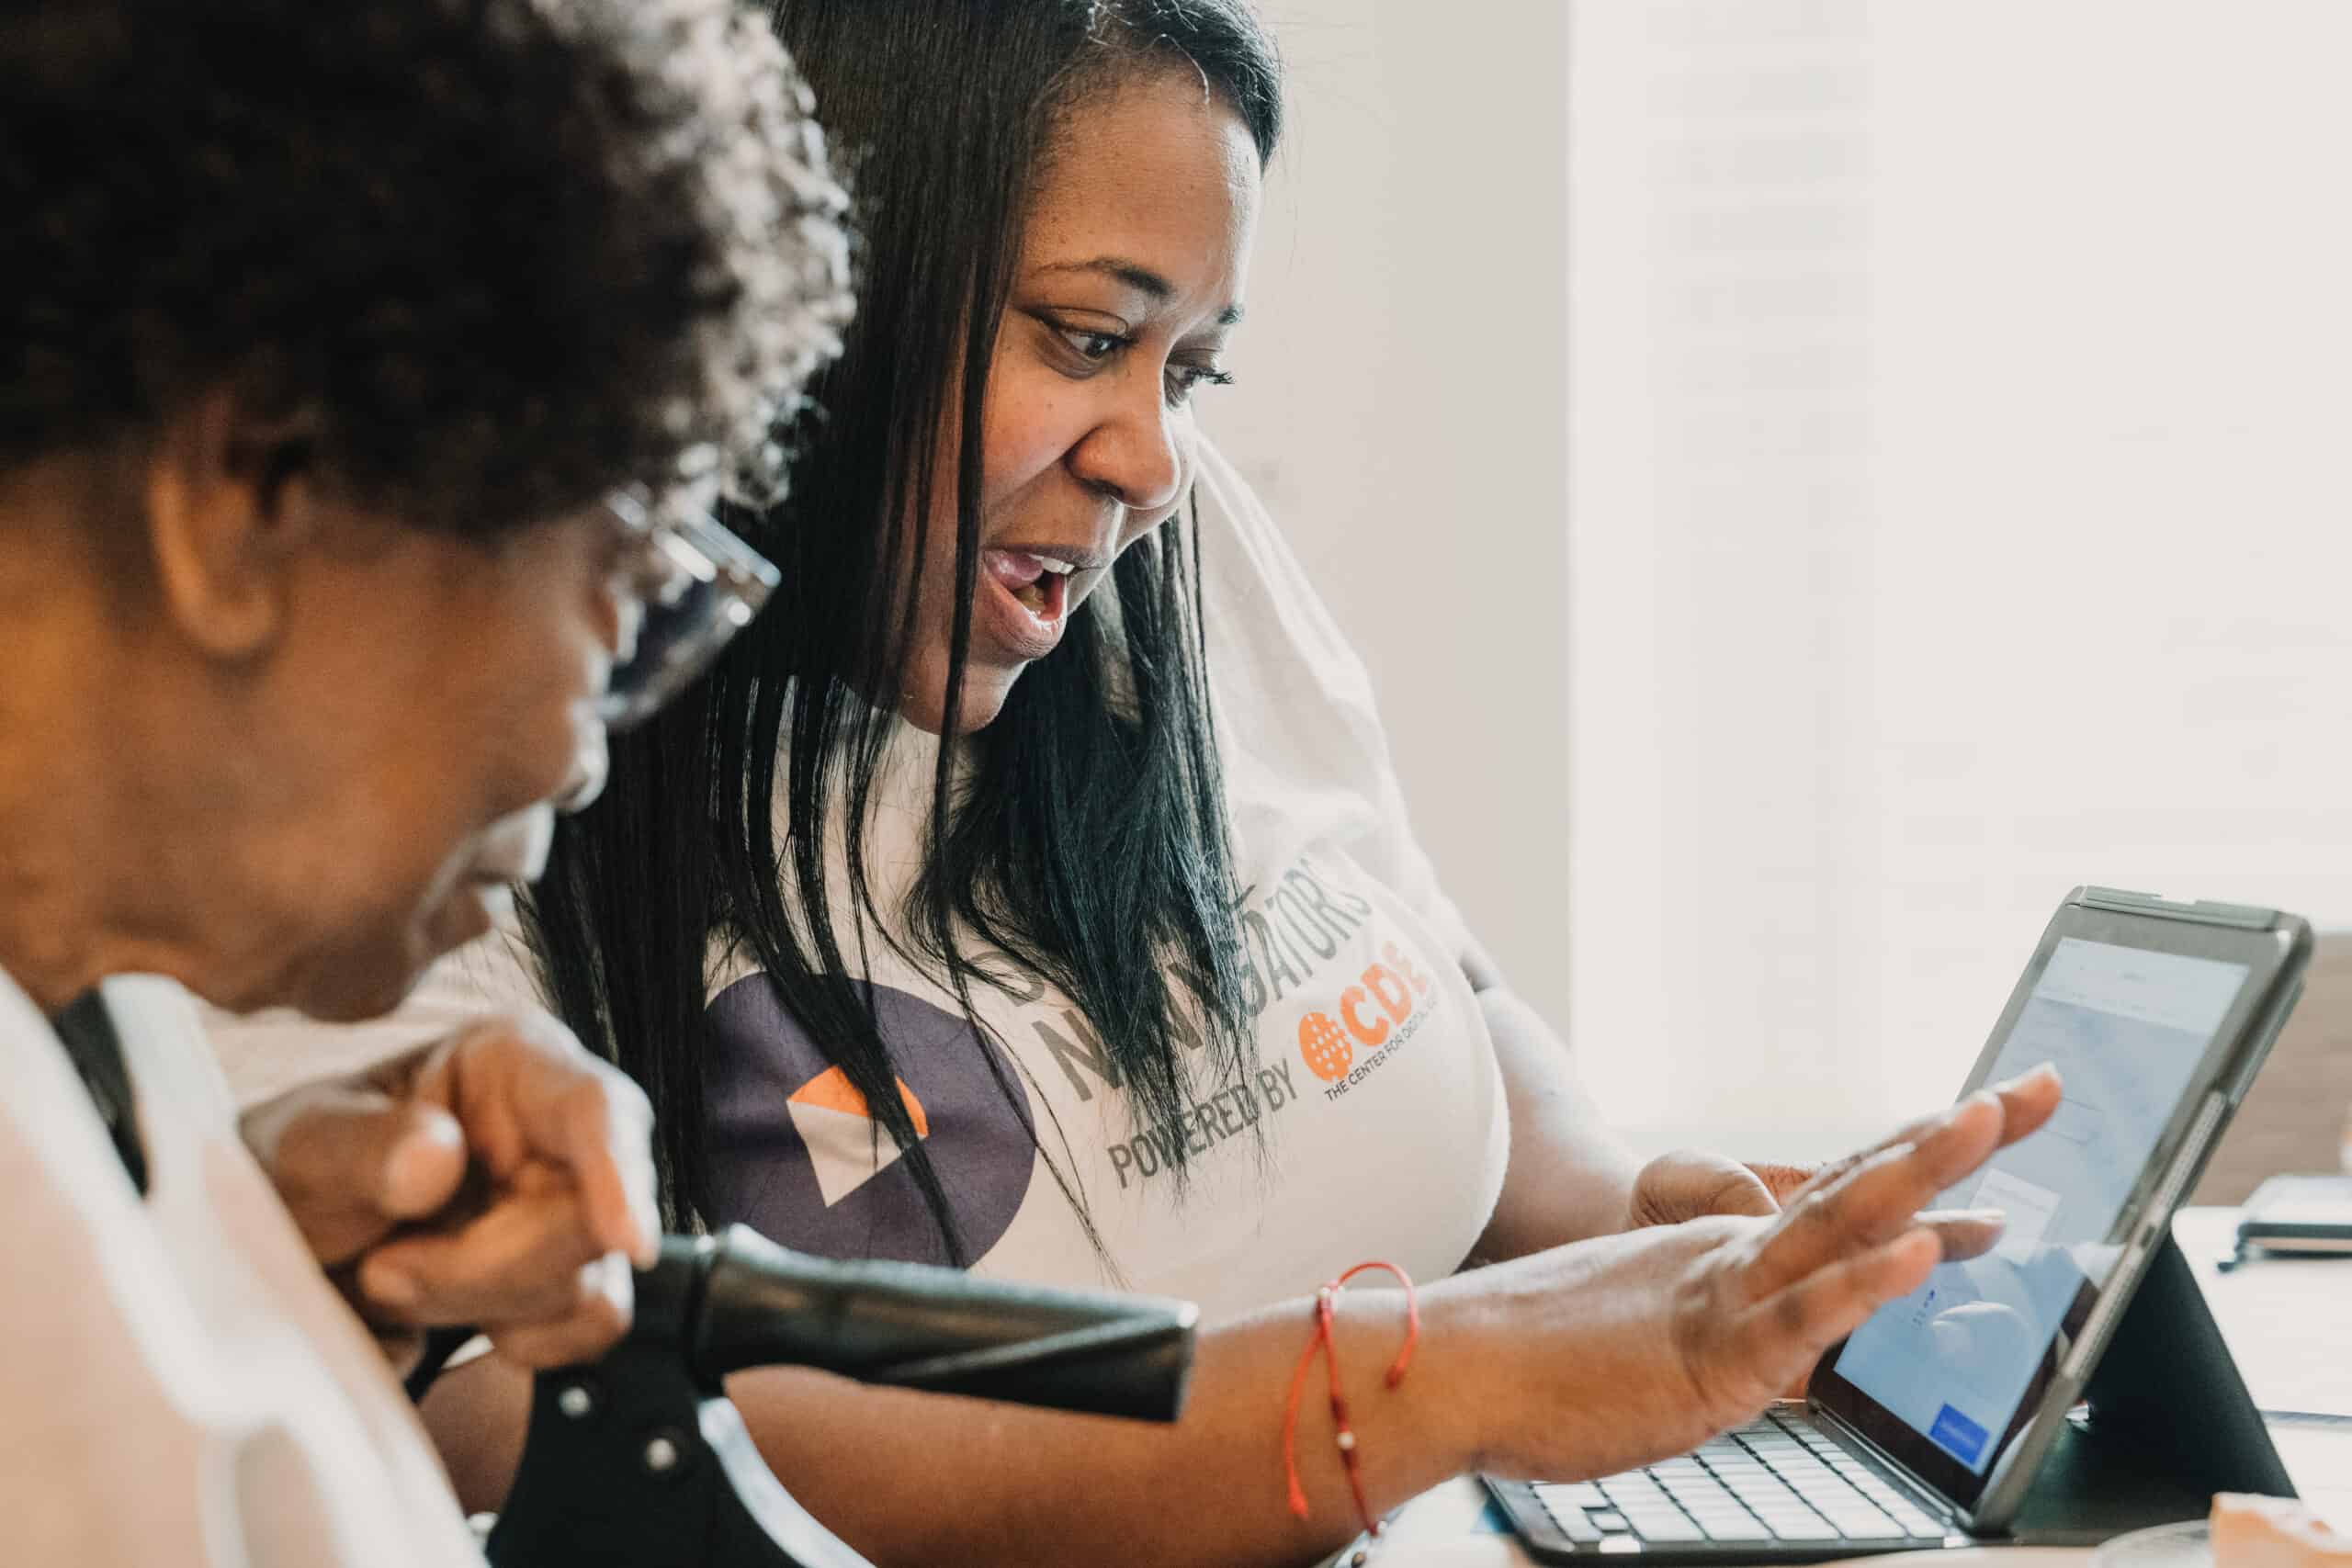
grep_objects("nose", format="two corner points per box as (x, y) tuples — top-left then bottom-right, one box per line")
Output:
(1069, 383), (1184, 514)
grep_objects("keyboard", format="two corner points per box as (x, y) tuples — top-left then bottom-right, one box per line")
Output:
(1487, 1410), (1958, 1562)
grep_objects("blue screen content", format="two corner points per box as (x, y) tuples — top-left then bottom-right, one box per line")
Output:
(1829, 938), (2248, 1475)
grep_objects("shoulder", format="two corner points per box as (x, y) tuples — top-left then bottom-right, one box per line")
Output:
(204, 928), (546, 1107)
(1185, 434), (1379, 710)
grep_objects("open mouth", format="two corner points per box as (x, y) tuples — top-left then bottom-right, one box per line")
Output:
(979, 547), (1079, 654)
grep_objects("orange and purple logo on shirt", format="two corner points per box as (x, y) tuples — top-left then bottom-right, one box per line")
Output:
(703, 978), (1036, 1267)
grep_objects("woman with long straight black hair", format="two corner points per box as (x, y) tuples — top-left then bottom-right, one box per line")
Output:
(217, 2), (2058, 1562)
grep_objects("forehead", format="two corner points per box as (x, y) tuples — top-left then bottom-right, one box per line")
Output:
(1023, 70), (1262, 310)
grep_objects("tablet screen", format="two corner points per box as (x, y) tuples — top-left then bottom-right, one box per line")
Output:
(1827, 937), (2249, 1476)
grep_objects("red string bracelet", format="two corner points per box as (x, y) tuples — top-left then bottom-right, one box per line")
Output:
(1280, 1261), (1420, 1555)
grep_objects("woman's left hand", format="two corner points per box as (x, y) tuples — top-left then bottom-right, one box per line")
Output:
(1631, 1148), (2007, 1261)
(1628, 1150), (1794, 1226)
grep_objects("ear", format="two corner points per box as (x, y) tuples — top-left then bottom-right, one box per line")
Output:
(143, 388), (323, 659)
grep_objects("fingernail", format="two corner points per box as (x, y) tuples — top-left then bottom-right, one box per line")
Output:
(368, 1268), (420, 1309)
(383, 1119), (464, 1214)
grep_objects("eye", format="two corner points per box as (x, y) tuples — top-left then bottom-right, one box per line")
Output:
(1163, 363), (1236, 406)
(1057, 326), (1127, 364)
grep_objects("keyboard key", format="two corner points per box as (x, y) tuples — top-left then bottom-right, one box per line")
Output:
(1693, 1514), (1769, 1541)
(1546, 1483), (1609, 1509)
(1826, 1512), (1901, 1537)
(1665, 1476), (1740, 1504)
(1767, 1517), (1843, 1541)
(1634, 1517), (1706, 1543)
(1589, 1512), (1629, 1532)
(1758, 1504), (1825, 1532)
(1824, 1505), (1887, 1527)
(1531, 1493), (1603, 1542)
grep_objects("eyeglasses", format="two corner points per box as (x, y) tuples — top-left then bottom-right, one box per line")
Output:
(597, 487), (780, 730)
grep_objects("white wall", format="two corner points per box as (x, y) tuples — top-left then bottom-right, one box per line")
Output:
(1224, 1), (2352, 1168)
(1213, 0), (1577, 1037)
(1570, 0), (2352, 1161)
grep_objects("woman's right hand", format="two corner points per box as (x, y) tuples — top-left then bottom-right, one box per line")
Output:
(1432, 1065), (2062, 1482)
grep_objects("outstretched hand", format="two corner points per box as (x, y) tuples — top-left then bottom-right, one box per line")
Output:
(1628, 1102), (2033, 1264)
(1451, 1065), (2063, 1482)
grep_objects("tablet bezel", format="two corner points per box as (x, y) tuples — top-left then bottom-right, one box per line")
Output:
(1804, 888), (2308, 1526)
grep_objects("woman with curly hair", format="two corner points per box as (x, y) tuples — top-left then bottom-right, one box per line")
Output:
(0, 0), (848, 1562)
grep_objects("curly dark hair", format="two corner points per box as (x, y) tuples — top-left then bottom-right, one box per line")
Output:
(0, 0), (852, 529)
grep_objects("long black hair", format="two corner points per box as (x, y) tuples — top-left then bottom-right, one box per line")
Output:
(526, 0), (1283, 1260)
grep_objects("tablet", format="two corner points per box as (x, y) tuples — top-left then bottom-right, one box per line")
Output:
(1809, 886), (2310, 1532)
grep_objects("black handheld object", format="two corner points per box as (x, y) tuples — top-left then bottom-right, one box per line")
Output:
(483, 1225), (1199, 1568)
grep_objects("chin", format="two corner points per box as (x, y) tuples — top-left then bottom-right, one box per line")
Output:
(290, 899), (480, 1023)
(903, 669), (1020, 735)
(949, 682), (1014, 734)
(292, 963), (422, 1025)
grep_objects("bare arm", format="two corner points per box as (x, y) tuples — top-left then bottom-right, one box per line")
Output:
(1463, 943), (1645, 1261)
(416, 1069), (2060, 1568)
(427, 1285), (1481, 1567)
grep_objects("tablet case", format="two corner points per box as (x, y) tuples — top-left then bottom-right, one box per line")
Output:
(2006, 1229), (2295, 1544)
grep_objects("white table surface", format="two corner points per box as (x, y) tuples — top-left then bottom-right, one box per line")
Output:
(1324, 1207), (2351, 1566)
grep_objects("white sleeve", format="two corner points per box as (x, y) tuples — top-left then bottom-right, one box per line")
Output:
(0, 1014), (236, 1563)
(0, 1179), (224, 1563)
(1190, 437), (1480, 964)
(206, 928), (550, 1108)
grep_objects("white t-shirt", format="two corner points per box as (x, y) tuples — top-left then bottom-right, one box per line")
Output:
(0, 966), (482, 1567)
(214, 442), (1510, 1318)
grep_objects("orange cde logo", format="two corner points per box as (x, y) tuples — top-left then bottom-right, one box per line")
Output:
(1295, 943), (1433, 1083)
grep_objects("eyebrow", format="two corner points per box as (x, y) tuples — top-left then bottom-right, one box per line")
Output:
(1036, 255), (1245, 326)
